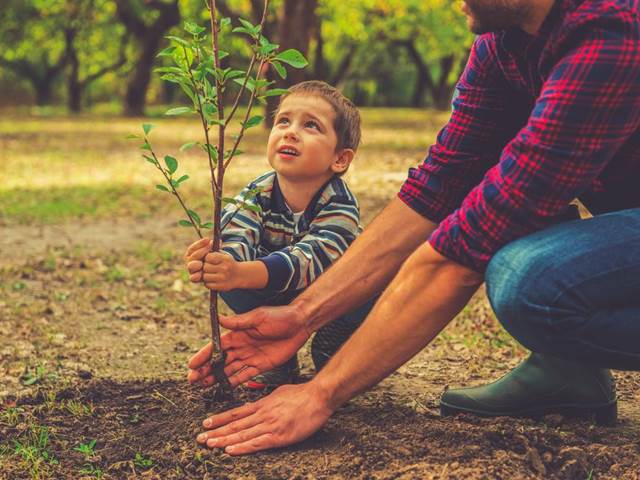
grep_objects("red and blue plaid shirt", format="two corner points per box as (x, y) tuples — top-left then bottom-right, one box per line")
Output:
(399, 0), (640, 272)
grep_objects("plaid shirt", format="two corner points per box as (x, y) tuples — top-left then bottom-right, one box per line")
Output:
(399, 0), (640, 272)
(221, 171), (361, 292)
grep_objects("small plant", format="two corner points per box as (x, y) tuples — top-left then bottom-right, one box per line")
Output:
(20, 364), (57, 387)
(133, 452), (153, 470)
(13, 425), (59, 479)
(0, 407), (23, 426)
(79, 463), (104, 479)
(74, 439), (97, 458)
(130, 0), (307, 396)
(66, 400), (94, 417)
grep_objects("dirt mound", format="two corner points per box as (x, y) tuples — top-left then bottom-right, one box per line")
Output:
(2, 379), (639, 479)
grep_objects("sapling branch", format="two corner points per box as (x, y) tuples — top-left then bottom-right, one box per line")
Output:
(144, 140), (203, 239)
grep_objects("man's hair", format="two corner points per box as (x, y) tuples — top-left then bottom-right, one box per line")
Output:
(276, 80), (361, 152)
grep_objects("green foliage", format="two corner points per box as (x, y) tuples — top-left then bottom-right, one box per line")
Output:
(74, 439), (97, 458)
(12, 425), (59, 479)
(20, 364), (57, 387)
(133, 452), (154, 470)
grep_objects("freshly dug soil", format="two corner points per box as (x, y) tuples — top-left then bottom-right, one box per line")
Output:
(3, 378), (639, 479)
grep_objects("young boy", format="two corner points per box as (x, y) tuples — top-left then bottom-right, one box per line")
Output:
(185, 81), (374, 389)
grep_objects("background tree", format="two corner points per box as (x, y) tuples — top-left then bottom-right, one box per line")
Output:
(115, 0), (181, 116)
(64, 0), (129, 113)
(0, 0), (69, 106)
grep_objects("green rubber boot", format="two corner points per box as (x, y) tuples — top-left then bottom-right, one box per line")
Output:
(440, 353), (617, 425)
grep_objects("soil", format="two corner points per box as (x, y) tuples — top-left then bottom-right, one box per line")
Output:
(2, 215), (640, 480)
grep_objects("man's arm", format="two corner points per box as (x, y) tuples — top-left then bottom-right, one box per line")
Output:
(188, 197), (436, 387)
(195, 242), (482, 454)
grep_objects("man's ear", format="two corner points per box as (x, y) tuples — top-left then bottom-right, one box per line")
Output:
(331, 149), (354, 174)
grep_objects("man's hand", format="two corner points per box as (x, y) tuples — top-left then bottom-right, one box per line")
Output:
(187, 305), (310, 387)
(196, 382), (333, 455)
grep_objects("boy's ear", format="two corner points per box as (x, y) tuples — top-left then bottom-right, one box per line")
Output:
(331, 149), (355, 174)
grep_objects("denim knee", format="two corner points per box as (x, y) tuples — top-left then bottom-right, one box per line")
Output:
(485, 240), (551, 352)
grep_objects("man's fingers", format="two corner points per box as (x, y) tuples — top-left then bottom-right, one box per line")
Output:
(188, 342), (213, 369)
(219, 312), (260, 331)
(200, 411), (262, 441)
(230, 366), (260, 386)
(205, 425), (272, 452)
(202, 402), (259, 430)
(224, 433), (277, 455)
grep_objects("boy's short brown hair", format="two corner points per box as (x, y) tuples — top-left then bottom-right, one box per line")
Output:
(277, 80), (361, 153)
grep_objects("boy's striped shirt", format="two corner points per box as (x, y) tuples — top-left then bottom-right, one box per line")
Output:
(221, 171), (362, 292)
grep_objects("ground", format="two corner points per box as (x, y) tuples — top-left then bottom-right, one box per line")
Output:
(1, 110), (639, 479)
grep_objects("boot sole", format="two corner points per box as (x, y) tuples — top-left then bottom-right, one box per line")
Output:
(440, 399), (617, 426)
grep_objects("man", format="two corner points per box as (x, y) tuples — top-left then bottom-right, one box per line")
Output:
(187, 0), (640, 455)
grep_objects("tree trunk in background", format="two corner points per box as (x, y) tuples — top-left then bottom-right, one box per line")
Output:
(65, 28), (83, 113)
(115, 0), (180, 116)
(264, 0), (318, 126)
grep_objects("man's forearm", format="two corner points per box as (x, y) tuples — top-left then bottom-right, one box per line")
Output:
(294, 197), (437, 333)
(313, 243), (483, 410)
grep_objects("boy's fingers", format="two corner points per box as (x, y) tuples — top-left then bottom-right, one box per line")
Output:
(187, 260), (203, 273)
(189, 246), (212, 262)
(185, 238), (211, 258)
(205, 252), (229, 265)
(190, 272), (203, 283)
(188, 342), (213, 369)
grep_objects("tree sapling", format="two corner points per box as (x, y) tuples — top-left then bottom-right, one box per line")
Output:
(130, 0), (307, 398)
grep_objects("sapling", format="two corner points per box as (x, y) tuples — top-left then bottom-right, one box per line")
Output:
(129, 0), (307, 398)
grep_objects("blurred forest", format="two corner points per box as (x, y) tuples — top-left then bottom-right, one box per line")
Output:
(0, 0), (474, 116)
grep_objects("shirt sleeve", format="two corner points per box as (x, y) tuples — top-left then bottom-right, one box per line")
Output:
(220, 185), (263, 262)
(429, 10), (640, 272)
(398, 34), (526, 224)
(258, 197), (361, 292)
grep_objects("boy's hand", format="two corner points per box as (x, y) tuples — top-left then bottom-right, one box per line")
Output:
(185, 237), (212, 283)
(201, 252), (241, 291)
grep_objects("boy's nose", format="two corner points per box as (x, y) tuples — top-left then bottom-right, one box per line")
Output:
(283, 128), (299, 142)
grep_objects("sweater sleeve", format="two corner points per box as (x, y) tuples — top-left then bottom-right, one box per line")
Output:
(220, 185), (263, 262)
(258, 196), (361, 292)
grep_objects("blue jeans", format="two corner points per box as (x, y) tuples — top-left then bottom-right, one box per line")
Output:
(485, 208), (640, 371)
(220, 288), (376, 370)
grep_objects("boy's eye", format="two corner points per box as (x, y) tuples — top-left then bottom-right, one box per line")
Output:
(277, 117), (289, 125)
(305, 120), (320, 130)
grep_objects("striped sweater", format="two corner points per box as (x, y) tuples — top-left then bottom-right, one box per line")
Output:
(221, 171), (362, 293)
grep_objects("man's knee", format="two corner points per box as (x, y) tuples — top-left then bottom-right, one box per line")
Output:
(485, 240), (552, 349)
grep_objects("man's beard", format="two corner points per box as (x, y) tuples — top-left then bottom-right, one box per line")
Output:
(463, 0), (534, 34)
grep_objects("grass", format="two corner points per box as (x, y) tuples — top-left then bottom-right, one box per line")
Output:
(0, 108), (442, 225)
(12, 425), (59, 479)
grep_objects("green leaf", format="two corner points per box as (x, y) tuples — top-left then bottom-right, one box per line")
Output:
(222, 197), (238, 205)
(271, 61), (287, 79)
(164, 156), (178, 174)
(165, 35), (190, 47)
(243, 204), (262, 213)
(156, 185), (170, 193)
(157, 46), (177, 58)
(262, 88), (289, 97)
(178, 220), (193, 228)
(201, 222), (214, 229)
(126, 134), (141, 140)
(180, 142), (198, 151)
(187, 210), (201, 225)
(142, 124), (155, 136)
(154, 66), (185, 75)
(165, 107), (193, 116)
(176, 174), (189, 184)
(275, 49), (308, 69)
(141, 142), (152, 151)
(224, 149), (244, 160)
(243, 115), (263, 129)
(232, 26), (254, 37)
(184, 21), (206, 36)
(258, 41), (279, 56)
(224, 69), (246, 81)
(143, 154), (156, 165)
(233, 77), (255, 92)
(220, 17), (231, 29)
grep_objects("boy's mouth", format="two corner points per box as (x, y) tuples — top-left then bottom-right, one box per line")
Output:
(277, 145), (300, 157)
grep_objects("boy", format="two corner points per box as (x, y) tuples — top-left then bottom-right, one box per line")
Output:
(185, 81), (373, 389)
